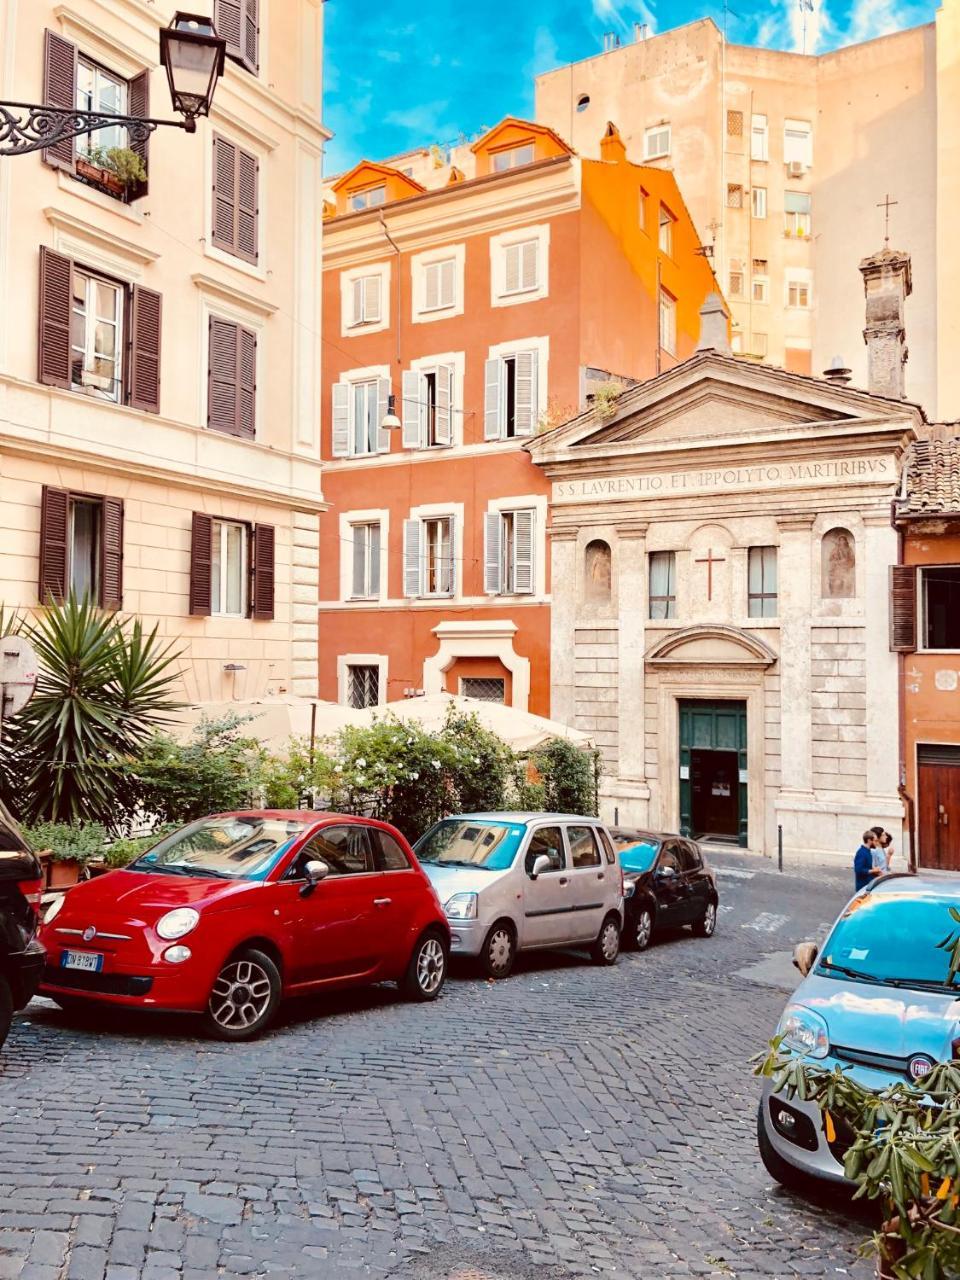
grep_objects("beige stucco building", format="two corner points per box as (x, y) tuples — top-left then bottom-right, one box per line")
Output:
(536, 4), (960, 421)
(0, 0), (327, 703)
(527, 284), (920, 859)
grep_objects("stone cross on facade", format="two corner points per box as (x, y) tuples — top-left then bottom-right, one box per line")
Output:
(694, 548), (726, 600)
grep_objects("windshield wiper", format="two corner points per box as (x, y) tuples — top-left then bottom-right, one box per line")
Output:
(819, 960), (885, 984)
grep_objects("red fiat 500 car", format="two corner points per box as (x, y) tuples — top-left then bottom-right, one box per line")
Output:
(39, 811), (450, 1040)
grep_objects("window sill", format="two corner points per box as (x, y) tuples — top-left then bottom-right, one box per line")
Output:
(57, 169), (144, 223)
(204, 242), (267, 283)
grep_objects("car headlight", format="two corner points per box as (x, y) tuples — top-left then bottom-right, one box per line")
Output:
(43, 894), (65, 924)
(444, 892), (478, 920)
(779, 1003), (830, 1059)
(155, 908), (200, 940)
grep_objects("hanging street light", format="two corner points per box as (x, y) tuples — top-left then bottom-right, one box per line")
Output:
(0, 11), (226, 157)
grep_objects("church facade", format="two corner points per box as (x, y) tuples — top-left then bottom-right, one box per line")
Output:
(527, 301), (922, 858)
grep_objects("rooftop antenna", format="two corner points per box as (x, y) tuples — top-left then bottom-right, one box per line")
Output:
(799, 0), (814, 54)
(603, 31), (621, 52)
(877, 193), (899, 248)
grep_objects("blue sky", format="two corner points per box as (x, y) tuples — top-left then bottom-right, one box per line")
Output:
(323, 0), (936, 176)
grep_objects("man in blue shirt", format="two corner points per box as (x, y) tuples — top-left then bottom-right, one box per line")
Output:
(854, 830), (880, 891)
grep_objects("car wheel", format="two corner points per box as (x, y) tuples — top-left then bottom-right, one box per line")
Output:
(400, 929), (448, 1002)
(202, 948), (281, 1042)
(692, 898), (718, 938)
(591, 914), (621, 966)
(633, 906), (655, 951)
(756, 1101), (810, 1192)
(480, 921), (516, 979)
(0, 978), (11, 1051)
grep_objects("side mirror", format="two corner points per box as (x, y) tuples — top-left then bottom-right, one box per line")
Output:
(530, 853), (552, 880)
(793, 942), (818, 976)
(300, 859), (329, 897)
(657, 864), (677, 880)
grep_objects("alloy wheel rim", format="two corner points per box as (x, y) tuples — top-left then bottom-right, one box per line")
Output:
(704, 903), (717, 935)
(601, 922), (619, 961)
(417, 938), (445, 993)
(636, 912), (652, 948)
(209, 959), (272, 1030)
(488, 928), (513, 973)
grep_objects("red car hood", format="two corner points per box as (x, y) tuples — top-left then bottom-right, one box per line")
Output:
(45, 868), (259, 930)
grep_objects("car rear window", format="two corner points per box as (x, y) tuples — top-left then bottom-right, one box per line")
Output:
(370, 828), (410, 872)
(597, 828), (616, 865)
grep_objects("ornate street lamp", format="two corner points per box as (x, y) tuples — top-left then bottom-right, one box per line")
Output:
(0, 12), (226, 158)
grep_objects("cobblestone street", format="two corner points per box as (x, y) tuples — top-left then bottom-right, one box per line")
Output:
(0, 853), (874, 1280)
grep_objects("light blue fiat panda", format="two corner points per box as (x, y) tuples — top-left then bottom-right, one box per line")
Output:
(758, 873), (960, 1187)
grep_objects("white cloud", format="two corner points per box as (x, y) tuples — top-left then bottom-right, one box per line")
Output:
(843, 0), (927, 42)
(592, 0), (657, 36)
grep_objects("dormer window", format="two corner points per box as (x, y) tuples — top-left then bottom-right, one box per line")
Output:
(492, 143), (535, 172)
(350, 184), (387, 212)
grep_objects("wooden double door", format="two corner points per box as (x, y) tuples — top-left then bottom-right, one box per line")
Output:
(918, 744), (960, 870)
(679, 700), (748, 848)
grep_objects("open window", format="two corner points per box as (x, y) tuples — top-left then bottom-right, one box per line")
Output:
(484, 350), (538, 440)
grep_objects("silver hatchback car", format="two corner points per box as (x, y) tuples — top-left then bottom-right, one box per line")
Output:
(413, 813), (625, 978)
(759, 873), (960, 1188)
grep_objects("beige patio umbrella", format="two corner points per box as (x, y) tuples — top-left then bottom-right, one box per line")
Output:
(172, 696), (364, 753)
(351, 692), (594, 753)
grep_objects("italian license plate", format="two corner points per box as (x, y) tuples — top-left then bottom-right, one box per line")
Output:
(61, 951), (104, 973)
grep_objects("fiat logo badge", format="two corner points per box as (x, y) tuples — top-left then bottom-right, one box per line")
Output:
(908, 1054), (935, 1082)
(82, 925), (97, 942)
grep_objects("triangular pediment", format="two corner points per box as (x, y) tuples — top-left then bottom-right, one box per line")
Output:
(527, 352), (922, 463)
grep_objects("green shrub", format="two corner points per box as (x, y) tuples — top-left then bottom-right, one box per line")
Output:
(24, 821), (109, 865)
(132, 714), (265, 826)
(441, 708), (515, 816)
(521, 739), (600, 816)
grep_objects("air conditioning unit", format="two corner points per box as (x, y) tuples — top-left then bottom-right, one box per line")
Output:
(786, 160), (805, 178)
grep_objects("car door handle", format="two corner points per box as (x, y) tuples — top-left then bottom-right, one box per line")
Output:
(558, 877), (569, 886)
(374, 898), (392, 907)
(596, 872), (605, 880)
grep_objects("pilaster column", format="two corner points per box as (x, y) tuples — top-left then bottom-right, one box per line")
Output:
(863, 513), (900, 798)
(549, 526), (579, 725)
(617, 522), (649, 779)
(776, 514), (815, 795)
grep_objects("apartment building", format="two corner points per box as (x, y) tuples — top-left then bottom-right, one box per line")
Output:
(319, 118), (719, 719)
(0, 0), (327, 703)
(536, 4), (960, 420)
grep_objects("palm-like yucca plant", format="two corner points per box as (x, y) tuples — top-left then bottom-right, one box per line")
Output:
(0, 595), (182, 827)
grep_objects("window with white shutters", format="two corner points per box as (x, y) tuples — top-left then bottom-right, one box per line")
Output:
(503, 240), (538, 296)
(484, 509), (535, 595)
(644, 123), (671, 159)
(483, 349), (538, 441)
(350, 274), (382, 327)
(402, 364), (453, 449)
(751, 113), (768, 161)
(404, 516), (454, 598)
(350, 523), (381, 598)
(330, 376), (391, 457)
(423, 258), (456, 312)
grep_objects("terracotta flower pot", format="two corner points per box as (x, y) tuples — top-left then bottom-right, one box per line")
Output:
(75, 157), (126, 199)
(46, 858), (81, 890)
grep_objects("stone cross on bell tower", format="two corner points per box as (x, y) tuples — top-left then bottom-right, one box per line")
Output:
(859, 246), (912, 400)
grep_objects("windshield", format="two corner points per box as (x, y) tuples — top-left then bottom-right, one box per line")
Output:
(818, 892), (960, 990)
(617, 840), (660, 874)
(414, 820), (524, 871)
(129, 817), (301, 881)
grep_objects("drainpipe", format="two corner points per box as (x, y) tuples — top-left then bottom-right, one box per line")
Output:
(891, 495), (916, 871)
(379, 210), (402, 371)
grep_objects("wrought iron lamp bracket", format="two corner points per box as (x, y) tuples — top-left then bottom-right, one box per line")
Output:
(0, 102), (192, 157)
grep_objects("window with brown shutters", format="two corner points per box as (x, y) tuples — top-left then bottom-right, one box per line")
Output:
(38, 249), (162, 412)
(207, 317), (257, 438)
(212, 134), (259, 263)
(215, 0), (259, 75)
(252, 524), (275, 619)
(38, 487), (123, 607)
(189, 513), (213, 616)
(42, 30), (77, 171)
(126, 69), (150, 200)
(889, 564), (917, 652)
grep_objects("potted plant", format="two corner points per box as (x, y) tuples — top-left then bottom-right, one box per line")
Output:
(76, 145), (146, 200)
(24, 822), (109, 889)
(756, 1044), (960, 1279)
(84, 827), (175, 878)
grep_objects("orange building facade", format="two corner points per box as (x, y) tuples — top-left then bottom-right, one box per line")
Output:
(318, 119), (720, 717)
(893, 435), (960, 870)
